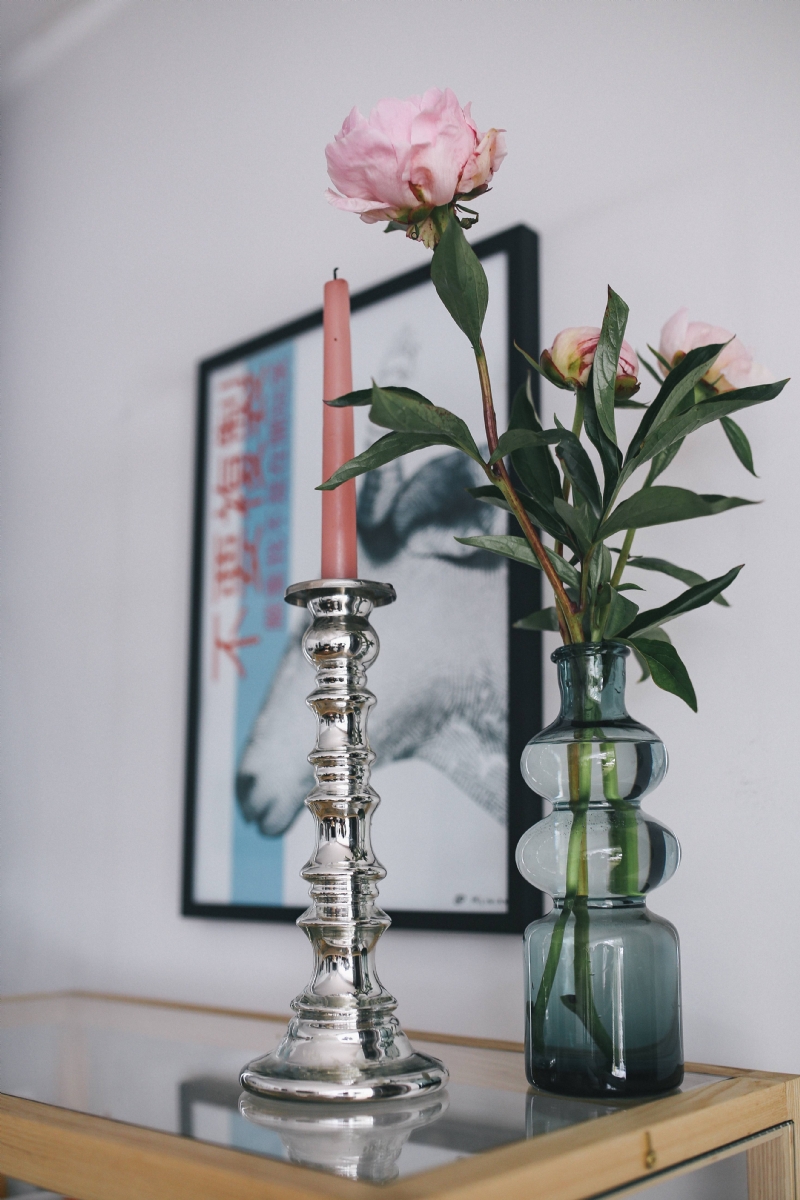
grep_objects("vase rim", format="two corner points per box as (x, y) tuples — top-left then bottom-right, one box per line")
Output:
(550, 640), (630, 664)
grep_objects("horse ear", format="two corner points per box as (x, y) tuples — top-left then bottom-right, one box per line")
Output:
(357, 458), (404, 530)
(392, 452), (484, 539)
(357, 459), (407, 565)
(358, 451), (490, 564)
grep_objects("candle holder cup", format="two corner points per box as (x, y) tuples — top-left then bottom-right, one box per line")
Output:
(240, 579), (448, 1102)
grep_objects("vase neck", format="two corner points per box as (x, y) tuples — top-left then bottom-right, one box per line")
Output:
(554, 643), (629, 724)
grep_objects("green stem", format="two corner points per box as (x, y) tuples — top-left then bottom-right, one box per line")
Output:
(609, 468), (657, 590)
(531, 735), (615, 1060)
(610, 526), (636, 589)
(571, 896), (614, 1065)
(531, 664), (618, 1065)
(530, 740), (590, 1053)
(601, 743), (640, 897)
(555, 391), (585, 559)
(578, 545), (596, 629)
(475, 342), (583, 643)
(530, 905), (571, 1052)
(569, 746), (613, 1065)
(571, 390), (586, 438)
(590, 600), (608, 642)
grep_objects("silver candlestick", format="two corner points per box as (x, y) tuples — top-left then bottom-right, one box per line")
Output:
(240, 579), (448, 1102)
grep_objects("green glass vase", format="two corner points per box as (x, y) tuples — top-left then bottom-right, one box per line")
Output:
(516, 642), (683, 1098)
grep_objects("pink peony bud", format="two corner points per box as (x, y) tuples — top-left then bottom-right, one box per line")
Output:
(325, 89), (505, 229)
(659, 308), (774, 393)
(540, 327), (640, 394)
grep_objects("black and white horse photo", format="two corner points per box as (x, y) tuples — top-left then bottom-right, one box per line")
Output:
(236, 451), (509, 889)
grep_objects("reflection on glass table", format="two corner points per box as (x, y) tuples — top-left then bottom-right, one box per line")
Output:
(182, 1069), (715, 1182)
(0, 992), (715, 1184)
(0, 994), (795, 1200)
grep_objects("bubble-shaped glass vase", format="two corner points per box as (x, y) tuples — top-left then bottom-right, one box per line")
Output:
(516, 642), (683, 1098)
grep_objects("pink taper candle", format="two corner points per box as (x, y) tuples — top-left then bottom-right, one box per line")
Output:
(321, 276), (358, 578)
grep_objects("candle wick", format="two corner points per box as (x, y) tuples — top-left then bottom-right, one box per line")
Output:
(333, 267), (339, 279)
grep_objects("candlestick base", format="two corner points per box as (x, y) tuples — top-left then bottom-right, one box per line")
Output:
(240, 579), (448, 1103)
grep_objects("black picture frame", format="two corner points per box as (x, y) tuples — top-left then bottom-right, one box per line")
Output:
(182, 223), (544, 934)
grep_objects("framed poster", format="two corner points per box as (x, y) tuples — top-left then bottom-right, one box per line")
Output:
(183, 225), (544, 932)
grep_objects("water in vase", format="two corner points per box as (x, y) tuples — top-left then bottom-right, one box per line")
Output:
(517, 642), (683, 1098)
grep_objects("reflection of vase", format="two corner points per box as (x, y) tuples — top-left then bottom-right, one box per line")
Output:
(516, 643), (683, 1099)
(239, 1091), (449, 1183)
(525, 1086), (624, 1138)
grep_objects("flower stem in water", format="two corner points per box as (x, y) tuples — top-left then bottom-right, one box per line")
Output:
(602, 743), (640, 896)
(531, 737), (612, 1065)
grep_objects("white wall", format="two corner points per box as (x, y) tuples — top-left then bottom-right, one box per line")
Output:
(1, 0), (799, 1069)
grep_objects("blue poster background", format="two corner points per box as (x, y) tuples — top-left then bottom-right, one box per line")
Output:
(231, 342), (293, 904)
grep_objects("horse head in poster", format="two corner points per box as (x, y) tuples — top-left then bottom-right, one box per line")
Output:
(236, 451), (509, 838)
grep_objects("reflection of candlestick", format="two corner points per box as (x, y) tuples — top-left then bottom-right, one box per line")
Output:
(239, 1091), (449, 1183)
(321, 277), (358, 578)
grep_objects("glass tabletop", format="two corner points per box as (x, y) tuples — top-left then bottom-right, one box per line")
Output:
(0, 995), (721, 1185)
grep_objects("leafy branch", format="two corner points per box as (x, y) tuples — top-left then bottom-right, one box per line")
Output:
(319, 221), (788, 709)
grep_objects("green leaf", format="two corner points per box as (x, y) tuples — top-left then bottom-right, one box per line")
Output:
(384, 220), (408, 233)
(603, 588), (640, 639)
(592, 287), (629, 444)
(467, 484), (577, 553)
(597, 544), (613, 589)
(638, 354), (664, 385)
(325, 387), (373, 407)
(598, 486), (757, 541)
(587, 546), (612, 612)
(546, 550), (582, 589)
(622, 637), (697, 710)
(628, 625), (671, 681)
(647, 344), (672, 373)
(488, 426), (562, 465)
(455, 533), (539, 569)
(630, 643), (650, 682)
(630, 381), (786, 474)
(720, 415), (756, 476)
(368, 382), (483, 463)
(616, 582), (645, 591)
(625, 341), (729, 468)
(581, 375), (622, 505)
(636, 625), (672, 643)
(615, 397), (649, 409)
(515, 342), (574, 390)
(467, 484), (510, 509)
(430, 215), (488, 352)
(628, 556), (730, 606)
(514, 607), (560, 631)
(507, 379), (565, 519)
(499, 379), (575, 547)
(553, 497), (595, 553)
(455, 534), (580, 588)
(620, 565), (743, 637)
(326, 385), (431, 408)
(554, 429), (603, 515)
(318, 431), (453, 490)
(645, 437), (684, 484)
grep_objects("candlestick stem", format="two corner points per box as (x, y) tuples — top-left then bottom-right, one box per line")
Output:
(240, 579), (448, 1102)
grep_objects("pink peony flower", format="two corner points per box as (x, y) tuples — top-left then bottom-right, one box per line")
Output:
(659, 308), (774, 393)
(325, 88), (506, 227)
(540, 327), (640, 395)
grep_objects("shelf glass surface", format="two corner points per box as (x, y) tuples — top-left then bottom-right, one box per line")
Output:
(0, 995), (722, 1184)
